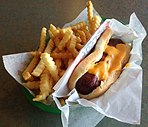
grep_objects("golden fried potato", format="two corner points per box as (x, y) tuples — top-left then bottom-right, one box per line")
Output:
(23, 81), (40, 90)
(58, 29), (73, 50)
(49, 24), (60, 38)
(87, 0), (94, 34)
(33, 69), (54, 101)
(41, 53), (59, 82)
(71, 21), (87, 30)
(91, 16), (101, 34)
(67, 34), (79, 57)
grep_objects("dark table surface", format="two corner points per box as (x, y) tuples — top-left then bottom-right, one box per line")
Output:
(0, 0), (147, 127)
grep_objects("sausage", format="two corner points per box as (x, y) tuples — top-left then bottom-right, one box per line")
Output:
(75, 72), (101, 95)
(108, 39), (124, 47)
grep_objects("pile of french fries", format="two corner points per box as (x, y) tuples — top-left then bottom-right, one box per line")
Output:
(22, 0), (101, 102)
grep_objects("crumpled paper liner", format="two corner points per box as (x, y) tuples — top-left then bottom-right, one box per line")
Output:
(52, 12), (146, 126)
(2, 7), (147, 127)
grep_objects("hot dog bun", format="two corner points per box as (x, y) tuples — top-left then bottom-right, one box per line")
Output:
(68, 50), (103, 91)
(68, 28), (131, 99)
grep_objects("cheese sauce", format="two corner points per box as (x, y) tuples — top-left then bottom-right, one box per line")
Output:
(88, 43), (127, 81)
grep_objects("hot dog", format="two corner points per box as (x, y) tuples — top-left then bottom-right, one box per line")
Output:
(68, 28), (131, 99)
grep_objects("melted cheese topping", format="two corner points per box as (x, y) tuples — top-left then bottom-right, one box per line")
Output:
(88, 44), (127, 80)
(125, 63), (130, 68)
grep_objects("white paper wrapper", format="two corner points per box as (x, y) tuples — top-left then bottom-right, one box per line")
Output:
(2, 7), (146, 127)
(3, 52), (33, 84)
(52, 12), (146, 126)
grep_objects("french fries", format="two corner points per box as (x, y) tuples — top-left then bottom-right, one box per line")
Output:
(33, 69), (54, 101)
(22, 0), (101, 101)
(22, 27), (47, 81)
(87, 0), (101, 34)
(41, 53), (59, 82)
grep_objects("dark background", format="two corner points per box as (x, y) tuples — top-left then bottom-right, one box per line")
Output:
(0, 0), (147, 127)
